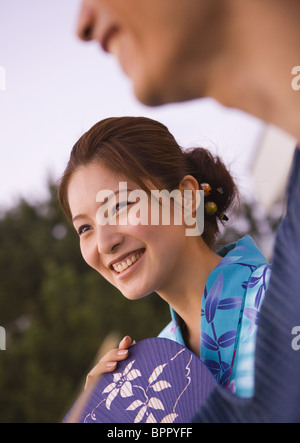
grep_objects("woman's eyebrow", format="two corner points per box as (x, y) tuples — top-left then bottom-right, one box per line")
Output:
(72, 214), (88, 224)
(72, 188), (135, 223)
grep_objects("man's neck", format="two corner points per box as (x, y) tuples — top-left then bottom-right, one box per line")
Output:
(204, 0), (300, 142)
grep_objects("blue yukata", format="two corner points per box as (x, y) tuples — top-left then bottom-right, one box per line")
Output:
(159, 235), (271, 398)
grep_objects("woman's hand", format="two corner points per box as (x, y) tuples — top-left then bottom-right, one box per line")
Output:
(84, 336), (135, 391)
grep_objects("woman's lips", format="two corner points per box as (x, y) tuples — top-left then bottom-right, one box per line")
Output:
(111, 249), (145, 274)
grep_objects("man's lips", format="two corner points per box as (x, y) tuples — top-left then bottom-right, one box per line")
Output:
(100, 25), (120, 53)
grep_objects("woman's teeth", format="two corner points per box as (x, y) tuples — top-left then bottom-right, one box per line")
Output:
(112, 251), (144, 273)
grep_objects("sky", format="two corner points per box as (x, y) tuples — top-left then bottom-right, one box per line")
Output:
(0, 0), (266, 213)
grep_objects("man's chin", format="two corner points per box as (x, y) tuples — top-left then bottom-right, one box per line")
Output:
(133, 80), (185, 107)
(133, 84), (168, 107)
(133, 72), (207, 107)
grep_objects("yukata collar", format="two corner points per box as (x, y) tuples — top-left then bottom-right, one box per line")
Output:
(169, 235), (268, 348)
(215, 235), (267, 268)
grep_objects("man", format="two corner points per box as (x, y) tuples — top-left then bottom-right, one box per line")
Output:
(76, 0), (300, 422)
(77, 0), (300, 141)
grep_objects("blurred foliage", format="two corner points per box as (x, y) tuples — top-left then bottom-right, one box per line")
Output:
(0, 182), (282, 422)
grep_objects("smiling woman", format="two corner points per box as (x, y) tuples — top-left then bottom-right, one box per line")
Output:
(58, 116), (271, 400)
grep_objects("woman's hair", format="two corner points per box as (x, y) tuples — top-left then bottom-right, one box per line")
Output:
(58, 116), (238, 247)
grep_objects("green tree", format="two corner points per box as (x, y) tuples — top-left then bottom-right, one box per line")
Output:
(0, 182), (169, 423)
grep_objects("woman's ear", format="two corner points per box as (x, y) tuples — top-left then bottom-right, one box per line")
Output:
(178, 175), (200, 213)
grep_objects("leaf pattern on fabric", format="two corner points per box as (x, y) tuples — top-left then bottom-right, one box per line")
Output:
(201, 331), (219, 352)
(84, 347), (202, 424)
(218, 297), (243, 310)
(218, 330), (237, 348)
(200, 247), (271, 391)
(101, 360), (142, 410)
(148, 364), (167, 385)
(205, 273), (223, 324)
(244, 308), (259, 325)
(159, 236), (272, 398)
(201, 359), (221, 376)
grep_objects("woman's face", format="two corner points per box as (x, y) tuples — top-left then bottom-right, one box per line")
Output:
(67, 162), (190, 301)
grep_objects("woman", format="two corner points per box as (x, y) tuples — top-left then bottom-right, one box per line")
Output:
(58, 116), (270, 399)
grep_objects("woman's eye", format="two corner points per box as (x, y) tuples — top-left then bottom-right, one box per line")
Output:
(78, 225), (91, 236)
(112, 201), (133, 216)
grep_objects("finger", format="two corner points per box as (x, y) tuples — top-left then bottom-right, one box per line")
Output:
(84, 361), (116, 391)
(85, 347), (130, 391)
(119, 336), (132, 349)
(119, 336), (135, 350)
(102, 347), (129, 362)
(85, 353), (128, 390)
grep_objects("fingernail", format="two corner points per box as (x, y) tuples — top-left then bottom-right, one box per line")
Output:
(106, 362), (117, 368)
(118, 350), (128, 356)
(120, 336), (129, 344)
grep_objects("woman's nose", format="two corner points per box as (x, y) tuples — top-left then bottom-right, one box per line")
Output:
(77, 0), (96, 41)
(96, 225), (124, 255)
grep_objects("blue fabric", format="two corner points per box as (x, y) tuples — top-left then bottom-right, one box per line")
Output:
(159, 236), (271, 398)
(193, 147), (300, 423)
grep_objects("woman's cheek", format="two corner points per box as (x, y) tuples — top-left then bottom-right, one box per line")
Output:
(80, 239), (97, 270)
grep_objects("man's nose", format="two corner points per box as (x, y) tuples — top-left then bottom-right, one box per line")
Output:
(76, 0), (96, 41)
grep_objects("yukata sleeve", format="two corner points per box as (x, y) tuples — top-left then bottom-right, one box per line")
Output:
(193, 148), (300, 423)
(231, 264), (271, 398)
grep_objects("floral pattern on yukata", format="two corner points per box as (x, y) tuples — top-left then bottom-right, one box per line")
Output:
(159, 235), (271, 398)
(78, 339), (217, 424)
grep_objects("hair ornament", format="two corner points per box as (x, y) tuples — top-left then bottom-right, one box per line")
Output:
(201, 183), (229, 222)
(200, 183), (212, 197)
(201, 183), (224, 197)
(205, 201), (218, 215)
(218, 212), (229, 222)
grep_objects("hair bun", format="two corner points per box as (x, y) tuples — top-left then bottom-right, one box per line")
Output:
(184, 148), (238, 246)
